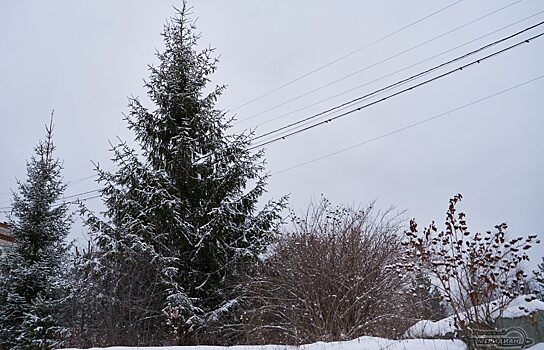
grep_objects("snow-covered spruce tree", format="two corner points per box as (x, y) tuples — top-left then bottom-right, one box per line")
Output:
(0, 119), (71, 349)
(536, 257), (544, 300)
(407, 272), (446, 322)
(78, 5), (285, 346)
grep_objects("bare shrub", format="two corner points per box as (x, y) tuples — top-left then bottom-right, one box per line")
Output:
(238, 198), (409, 344)
(65, 240), (172, 347)
(390, 194), (540, 334)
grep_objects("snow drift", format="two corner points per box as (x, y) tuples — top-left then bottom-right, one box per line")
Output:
(404, 294), (544, 338)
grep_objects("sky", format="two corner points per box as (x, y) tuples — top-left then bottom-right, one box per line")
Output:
(0, 1), (543, 266)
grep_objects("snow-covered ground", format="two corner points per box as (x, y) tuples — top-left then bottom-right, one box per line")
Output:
(62, 336), (466, 350)
(61, 296), (544, 350)
(404, 294), (544, 338)
(60, 335), (544, 350)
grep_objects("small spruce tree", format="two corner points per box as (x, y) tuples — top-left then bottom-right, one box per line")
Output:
(0, 118), (71, 349)
(77, 4), (285, 345)
(536, 257), (544, 300)
(409, 272), (446, 321)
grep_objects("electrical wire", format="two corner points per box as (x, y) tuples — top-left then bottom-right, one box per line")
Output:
(0, 195), (101, 215)
(0, 165), (114, 203)
(231, 1), (465, 112)
(55, 194), (102, 208)
(0, 161), (116, 213)
(252, 20), (544, 143)
(270, 74), (544, 176)
(66, 165), (116, 186)
(60, 189), (101, 201)
(247, 10), (544, 133)
(235, 0), (523, 125)
(0, 189), (102, 211)
(248, 29), (544, 151)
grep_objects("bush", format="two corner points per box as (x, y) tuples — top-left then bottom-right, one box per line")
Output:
(236, 198), (410, 344)
(390, 194), (539, 333)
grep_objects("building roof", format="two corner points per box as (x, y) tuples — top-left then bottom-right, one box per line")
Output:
(0, 222), (15, 243)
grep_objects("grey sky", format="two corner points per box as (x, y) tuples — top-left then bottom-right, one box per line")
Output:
(1, 1), (543, 265)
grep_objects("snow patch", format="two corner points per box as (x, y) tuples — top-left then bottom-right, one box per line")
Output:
(404, 294), (544, 338)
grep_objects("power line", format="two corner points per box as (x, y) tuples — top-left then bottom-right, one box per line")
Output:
(247, 10), (544, 133)
(125, 18), (544, 170)
(231, 1), (464, 112)
(271, 74), (544, 176)
(248, 29), (544, 151)
(60, 189), (101, 201)
(67, 173), (99, 186)
(0, 161), (116, 214)
(2, 85), (541, 213)
(251, 19), (544, 143)
(0, 165), (115, 201)
(0, 189), (101, 211)
(235, 0), (523, 125)
(66, 165), (116, 186)
(54, 194), (101, 208)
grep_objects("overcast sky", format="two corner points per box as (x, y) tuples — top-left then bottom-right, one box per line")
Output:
(0, 1), (543, 265)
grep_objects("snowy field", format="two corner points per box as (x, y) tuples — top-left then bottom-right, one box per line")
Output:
(60, 335), (544, 350)
(61, 296), (544, 350)
(61, 336), (466, 350)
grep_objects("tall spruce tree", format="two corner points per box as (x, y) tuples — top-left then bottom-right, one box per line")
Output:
(78, 4), (285, 345)
(0, 119), (71, 349)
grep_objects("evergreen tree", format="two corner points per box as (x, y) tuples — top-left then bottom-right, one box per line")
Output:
(409, 272), (446, 321)
(537, 257), (544, 300)
(0, 119), (71, 349)
(78, 4), (285, 345)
